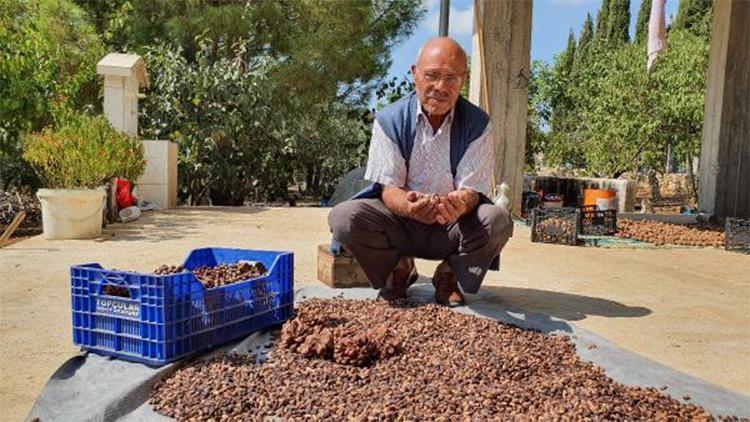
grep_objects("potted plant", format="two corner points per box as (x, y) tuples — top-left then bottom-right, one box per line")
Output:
(22, 113), (144, 239)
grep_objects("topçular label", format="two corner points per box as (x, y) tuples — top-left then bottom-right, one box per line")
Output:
(95, 297), (140, 318)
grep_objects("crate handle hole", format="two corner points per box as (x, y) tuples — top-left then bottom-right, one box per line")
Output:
(102, 285), (132, 298)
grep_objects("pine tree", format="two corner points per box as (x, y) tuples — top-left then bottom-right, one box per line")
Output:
(574, 13), (594, 71)
(635, 0), (652, 44)
(607, 0), (631, 43)
(594, 0), (611, 39)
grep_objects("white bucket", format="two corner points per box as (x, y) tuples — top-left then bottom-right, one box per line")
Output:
(36, 188), (106, 240)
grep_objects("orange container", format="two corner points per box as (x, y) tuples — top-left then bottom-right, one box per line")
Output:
(583, 189), (616, 209)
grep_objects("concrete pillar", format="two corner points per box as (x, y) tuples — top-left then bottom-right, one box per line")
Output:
(138, 140), (178, 209)
(97, 53), (178, 209)
(96, 53), (149, 137)
(469, 0), (533, 214)
(699, 0), (750, 219)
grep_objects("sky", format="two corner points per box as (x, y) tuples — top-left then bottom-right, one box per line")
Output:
(385, 0), (680, 81)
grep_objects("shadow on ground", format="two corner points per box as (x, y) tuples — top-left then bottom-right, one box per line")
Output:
(102, 207), (267, 243)
(406, 279), (651, 336)
(478, 285), (652, 321)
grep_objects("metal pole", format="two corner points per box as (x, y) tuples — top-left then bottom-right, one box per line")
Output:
(439, 0), (450, 36)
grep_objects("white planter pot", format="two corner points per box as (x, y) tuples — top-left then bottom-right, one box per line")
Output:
(36, 188), (106, 240)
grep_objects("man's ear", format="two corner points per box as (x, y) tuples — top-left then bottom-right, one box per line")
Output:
(411, 64), (417, 77)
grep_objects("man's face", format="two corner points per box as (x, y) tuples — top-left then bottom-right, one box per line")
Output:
(412, 47), (465, 117)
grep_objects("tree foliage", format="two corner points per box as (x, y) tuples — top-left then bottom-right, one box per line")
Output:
(672, 0), (713, 38)
(527, 0), (713, 190)
(0, 0), (105, 190)
(4, 0), (425, 203)
(606, 0), (631, 44)
(594, 0), (611, 40)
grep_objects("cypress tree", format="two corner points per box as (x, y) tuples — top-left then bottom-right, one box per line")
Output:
(635, 0), (652, 44)
(607, 0), (631, 43)
(673, 0), (713, 37)
(563, 29), (577, 76)
(574, 13), (594, 70)
(594, 0), (610, 40)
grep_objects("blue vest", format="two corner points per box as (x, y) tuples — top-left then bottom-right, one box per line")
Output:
(352, 92), (490, 200)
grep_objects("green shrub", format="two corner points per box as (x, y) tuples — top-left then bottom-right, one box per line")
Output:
(0, 0), (105, 191)
(22, 114), (144, 189)
(139, 40), (370, 205)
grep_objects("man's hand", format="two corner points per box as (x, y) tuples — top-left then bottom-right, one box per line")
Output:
(435, 190), (478, 225)
(405, 191), (438, 224)
(382, 185), (438, 224)
(382, 186), (477, 225)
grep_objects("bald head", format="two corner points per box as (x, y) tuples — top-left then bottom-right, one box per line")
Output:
(415, 37), (468, 71)
(411, 37), (467, 119)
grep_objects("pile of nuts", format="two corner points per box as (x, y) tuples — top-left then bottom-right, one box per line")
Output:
(102, 263), (268, 298)
(279, 306), (401, 366)
(192, 261), (267, 288)
(617, 220), (725, 247)
(535, 217), (576, 244)
(152, 262), (267, 288)
(153, 264), (185, 275)
(149, 298), (741, 421)
(102, 285), (130, 298)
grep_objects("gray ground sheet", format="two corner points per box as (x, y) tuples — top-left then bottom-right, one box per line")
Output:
(26, 283), (750, 421)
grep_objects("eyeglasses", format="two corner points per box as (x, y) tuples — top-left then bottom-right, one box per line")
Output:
(419, 70), (464, 87)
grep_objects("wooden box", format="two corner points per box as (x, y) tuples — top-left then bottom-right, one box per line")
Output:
(317, 244), (370, 288)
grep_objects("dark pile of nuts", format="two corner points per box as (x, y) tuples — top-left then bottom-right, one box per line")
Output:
(103, 263), (267, 297)
(617, 219), (725, 247)
(102, 285), (130, 298)
(153, 264), (185, 275)
(150, 299), (743, 421)
(535, 217), (575, 243)
(152, 262), (267, 288)
(192, 262), (267, 288)
(279, 306), (401, 366)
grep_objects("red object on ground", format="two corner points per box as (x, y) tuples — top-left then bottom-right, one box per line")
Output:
(116, 179), (137, 209)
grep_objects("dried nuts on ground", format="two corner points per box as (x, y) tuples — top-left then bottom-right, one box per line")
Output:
(150, 298), (745, 421)
(617, 219), (724, 247)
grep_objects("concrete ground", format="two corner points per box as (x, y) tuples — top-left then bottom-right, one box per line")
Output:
(1, 207), (749, 421)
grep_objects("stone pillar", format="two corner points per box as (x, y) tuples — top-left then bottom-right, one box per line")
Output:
(97, 53), (178, 209)
(96, 54), (149, 137)
(699, 0), (750, 219)
(469, 0), (533, 214)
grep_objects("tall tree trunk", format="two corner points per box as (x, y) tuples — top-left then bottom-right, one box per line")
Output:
(685, 153), (699, 208)
(648, 170), (663, 202)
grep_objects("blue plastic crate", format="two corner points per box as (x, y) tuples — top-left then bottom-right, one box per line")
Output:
(71, 248), (294, 365)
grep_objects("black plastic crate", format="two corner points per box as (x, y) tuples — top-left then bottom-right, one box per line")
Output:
(725, 218), (750, 253)
(531, 207), (580, 246)
(522, 191), (541, 223)
(579, 205), (618, 236)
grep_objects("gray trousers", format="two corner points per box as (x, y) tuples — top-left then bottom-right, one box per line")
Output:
(328, 198), (513, 294)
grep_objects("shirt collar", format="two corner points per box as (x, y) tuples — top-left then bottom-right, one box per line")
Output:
(416, 98), (455, 126)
